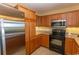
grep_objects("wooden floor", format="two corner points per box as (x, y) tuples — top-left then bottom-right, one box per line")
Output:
(12, 46), (61, 55)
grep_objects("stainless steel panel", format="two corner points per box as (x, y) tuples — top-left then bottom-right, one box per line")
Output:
(0, 19), (25, 55)
(0, 21), (2, 55)
(3, 20), (25, 34)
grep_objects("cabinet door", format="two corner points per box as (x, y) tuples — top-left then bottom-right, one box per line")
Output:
(41, 16), (45, 26)
(30, 38), (35, 54)
(61, 13), (67, 20)
(41, 35), (49, 48)
(29, 21), (36, 39)
(41, 16), (50, 27)
(75, 11), (79, 27)
(65, 38), (73, 55)
(52, 14), (62, 20)
(29, 36), (40, 54)
(31, 12), (36, 20)
(72, 39), (79, 54)
(77, 47), (79, 54)
(66, 11), (78, 27)
(34, 37), (40, 50)
(25, 10), (31, 18)
(25, 21), (30, 54)
(36, 16), (42, 26)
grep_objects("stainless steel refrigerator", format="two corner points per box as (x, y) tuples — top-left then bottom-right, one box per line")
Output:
(0, 19), (25, 55)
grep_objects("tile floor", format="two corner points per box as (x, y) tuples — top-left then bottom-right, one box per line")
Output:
(31, 47), (61, 55)
(13, 47), (61, 55)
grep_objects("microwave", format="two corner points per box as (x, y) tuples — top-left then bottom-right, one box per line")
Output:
(51, 20), (66, 27)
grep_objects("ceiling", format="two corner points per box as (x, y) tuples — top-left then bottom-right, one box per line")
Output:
(3, 3), (79, 15)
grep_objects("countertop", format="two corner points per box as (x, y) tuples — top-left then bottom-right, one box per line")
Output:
(66, 34), (79, 47)
(36, 27), (79, 47)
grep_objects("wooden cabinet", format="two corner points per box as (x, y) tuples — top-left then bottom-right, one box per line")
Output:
(36, 16), (42, 26)
(40, 35), (49, 48)
(51, 14), (62, 20)
(42, 16), (50, 27)
(65, 38), (79, 55)
(29, 34), (49, 54)
(66, 11), (79, 27)
(65, 38), (74, 54)
(16, 4), (36, 21)
(72, 39), (79, 54)
(36, 13), (67, 27)
(29, 21), (36, 39)
(36, 10), (79, 27)
(51, 11), (79, 27)
(25, 21), (30, 54)
(29, 21), (36, 54)
(16, 4), (36, 54)
(61, 13), (67, 19)
(36, 16), (51, 27)
(25, 21), (36, 54)
(30, 11), (36, 20)
(29, 35), (41, 54)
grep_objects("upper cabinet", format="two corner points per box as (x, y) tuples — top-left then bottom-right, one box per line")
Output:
(66, 11), (79, 27)
(36, 16), (42, 26)
(51, 14), (62, 20)
(41, 16), (50, 27)
(36, 10), (79, 27)
(51, 11), (79, 27)
(36, 15), (51, 27)
(60, 13), (67, 20)
(51, 13), (67, 20)
(16, 4), (36, 21)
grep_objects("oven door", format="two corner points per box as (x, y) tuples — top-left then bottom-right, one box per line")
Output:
(51, 39), (62, 47)
(49, 38), (65, 54)
(50, 29), (65, 54)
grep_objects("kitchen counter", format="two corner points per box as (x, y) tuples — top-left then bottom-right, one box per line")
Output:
(66, 34), (79, 47)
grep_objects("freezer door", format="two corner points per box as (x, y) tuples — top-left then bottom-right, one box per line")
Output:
(0, 31), (1, 55)
(0, 20), (2, 55)
(0, 32), (3, 55)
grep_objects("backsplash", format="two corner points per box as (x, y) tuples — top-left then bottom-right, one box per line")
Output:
(36, 27), (52, 35)
(36, 27), (79, 36)
(66, 27), (79, 35)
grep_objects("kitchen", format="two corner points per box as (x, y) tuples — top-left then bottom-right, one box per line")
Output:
(0, 3), (79, 55)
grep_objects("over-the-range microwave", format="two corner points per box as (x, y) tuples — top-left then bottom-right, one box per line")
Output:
(51, 20), (66, 27)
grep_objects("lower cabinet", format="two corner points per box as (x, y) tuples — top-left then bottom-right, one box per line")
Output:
(29, 35), (40, 54)
(72, 40), (79, 54)
(65, 38), (73, 54)
(40, 35), (49, 48)
(29, 34), (49, 54)
(65, 38), (79, 55)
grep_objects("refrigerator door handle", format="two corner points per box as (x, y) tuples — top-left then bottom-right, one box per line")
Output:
(0, 19), (6, 55)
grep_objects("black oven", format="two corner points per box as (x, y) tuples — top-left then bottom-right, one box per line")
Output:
(49, 29), (65, 54)
(49, 20), (66, 54)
